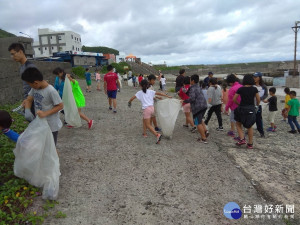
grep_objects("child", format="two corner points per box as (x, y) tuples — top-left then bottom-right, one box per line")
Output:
(53, 67), (66, 99)
(132, 75), (137, 88)
(147, 74), (162, 132)
(286, 91), (300, 134)
(263, 87), (278, 132)
(161, 75), (166, 92)
(282, 87), (291, 122)
(183, 74), (209, 143)
(225, 74), (242, 138)
(128, 80), (171, 143)
(204, 78), (223, 131)
(233, 75), (260, 149)
(85, 68), (92, 92)
(66, 74), (94, 129)
(138, 74), (143, 84)
(95, 69), (101, 91)
(104, 65), (121, 113)
(21, 67), (63, 146)
(221, 83), (229, 114)
(178, 76), (196, 132)
(200, 82), (208, 102)
(0, 110), (19, 142)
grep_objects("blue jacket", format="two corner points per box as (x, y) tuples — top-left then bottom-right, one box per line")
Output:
(54, 77), (65, 99)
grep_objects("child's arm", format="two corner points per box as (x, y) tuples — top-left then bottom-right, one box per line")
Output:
(156, 92), (172, 98)
(2, 128), (19, 142)
(263, 97), (269, 103)
(103, 81), (107, 94)
(255, 93), (260, 105)
(116, 79), (121, 89)
(66, 74), (75, 83)
(233, 93), (240, 105)
(36, 103), (63, 118)
(285, 105), (291, 116)
(128, 96), (137, 107)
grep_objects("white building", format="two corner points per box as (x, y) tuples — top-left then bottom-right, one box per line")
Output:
(33, 28), (82, 58)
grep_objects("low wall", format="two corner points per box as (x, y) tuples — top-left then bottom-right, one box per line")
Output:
(286, 76), (300, 88)
(0, 58), (71, 105)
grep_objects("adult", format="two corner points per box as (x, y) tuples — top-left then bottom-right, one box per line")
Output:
(253, 72), (268, 138)
(128, 70), (132, 80)
(203, 71), (213, 88)
(8, 43), (36, 115)
(104, 65), (121, 113)
(175, 69), (185, 93)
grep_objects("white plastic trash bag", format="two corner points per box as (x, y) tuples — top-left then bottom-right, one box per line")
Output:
(128, 79), (133, 87)
(13, 117), (61, 200)
(62, 77), (82, 127)
(156, 99), (181, 139)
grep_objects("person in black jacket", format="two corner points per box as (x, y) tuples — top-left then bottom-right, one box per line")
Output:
(175, 69), (185, 93)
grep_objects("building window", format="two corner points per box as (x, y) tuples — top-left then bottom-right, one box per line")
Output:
(71, 35), (73, 39)
(38, 48), (40, 50)
(50, 36), (52, 39)
(58, 35), (62, 40)
(72, 45), (74, 50)
(52, 47), (54, 50)
(80, 38), (81, 42)
(45, 47), (47, 50)
(59, 47), (62, 51)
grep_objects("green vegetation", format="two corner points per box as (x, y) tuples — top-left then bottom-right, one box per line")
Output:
(100, 62), (131, 74)
(72, 66), (86, 79)
(153, 65), (204, 71)
(0, 29), (16, 38)
(82, 46), (119, 55)
(167, 87), (175, 93)
(0, 103), (66, 224)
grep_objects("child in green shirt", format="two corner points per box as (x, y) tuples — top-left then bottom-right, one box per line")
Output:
(67, 74), (93, 129)
(286, 91), (300, 134)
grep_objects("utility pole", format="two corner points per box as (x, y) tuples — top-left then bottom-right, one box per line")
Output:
(292, 21), (300, 76)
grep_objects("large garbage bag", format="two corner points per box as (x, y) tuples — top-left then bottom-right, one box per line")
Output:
(156, 99), (181, 139)
(128, 79), (133, 87)
(13, 117), (60, 200)
(62, 77), (82, 127)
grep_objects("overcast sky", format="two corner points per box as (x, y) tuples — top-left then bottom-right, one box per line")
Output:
(1, 0), (300, 65)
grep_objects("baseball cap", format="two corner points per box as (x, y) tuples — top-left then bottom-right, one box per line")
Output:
(253, 72), (262, 77)
(208, 72), (213, 75)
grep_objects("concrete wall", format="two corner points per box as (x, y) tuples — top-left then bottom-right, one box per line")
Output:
(0, 58), (71, 105)
(0, 37), (34, 58)
(286, 76), (300, 88)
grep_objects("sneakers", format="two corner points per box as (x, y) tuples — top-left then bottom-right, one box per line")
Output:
(234, 136), (241, 141)
(88, 120), (94, 129)
(267, 126), (277, 132)
(216, 127), (224, 131)
(236, 138), (246, 146)
(155, 127), (162, 132)
(247, 143), (253, 149)
(156, 134), (162, 144)
(142, 133), (148, 138)
(190, 127), (197, 133)
(66, 125), (74, 128)
(183, 124), (189, 128)
(109, 106), (112, 110)
(227, 131), (235, 137)
(288, 130), (297, 134)
(197, 138), (208, 144)
(260, 133), (265, 138)
(113, 110), (117, 113)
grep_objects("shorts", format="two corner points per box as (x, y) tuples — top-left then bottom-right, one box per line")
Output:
(143, 106), (155, 119)
(230, 110), (236, 122)
(107, 90), (117, 99)
(52, 131), (58, 146)
(96, 79), (100, 83)
(193, 108), (207, 126)
(282, 108), (288, 116)
(268, 111), (277, 123)
(183, 103), (191, 113)
(86, 80), (91, 86)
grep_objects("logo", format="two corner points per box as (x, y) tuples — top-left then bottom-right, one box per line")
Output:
(224, 202), (242, 219)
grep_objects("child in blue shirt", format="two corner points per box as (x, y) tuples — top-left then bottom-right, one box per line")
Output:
(85, 68), (92, 92)
(0, 110), (19, 142)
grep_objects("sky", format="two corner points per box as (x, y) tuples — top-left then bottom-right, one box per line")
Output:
(1, 0), (300, 66)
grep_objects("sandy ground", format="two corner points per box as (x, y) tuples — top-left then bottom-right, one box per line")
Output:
(34, 79), (299, 225)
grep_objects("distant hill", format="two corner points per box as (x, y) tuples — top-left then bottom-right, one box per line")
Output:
(82, 45), (119, 55)
(0, 29), (16, 38)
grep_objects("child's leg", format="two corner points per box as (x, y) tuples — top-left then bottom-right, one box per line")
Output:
(230, 122), (235, 132)
(143, 118), (147, 134)
(144, 118), (158, 136)
(247, 127), (253, 144)
(288, 115), (295, 130)
(112, 98), (117, 109)
(78, 108), (90, 123)
(236, 122), (244, 139)
(215, 104), (223, 128)
(108, 98), (112, 107)
(151, 116), (158, 127)
(197, 123), (206, 139)
(292, 116), (300, 130)
(185, 112), (194, 127)
(204, 106), (214, 125)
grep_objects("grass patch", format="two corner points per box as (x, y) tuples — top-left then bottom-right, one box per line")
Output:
(168, 87), (175, 93)
(0, 103), (65, 224)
